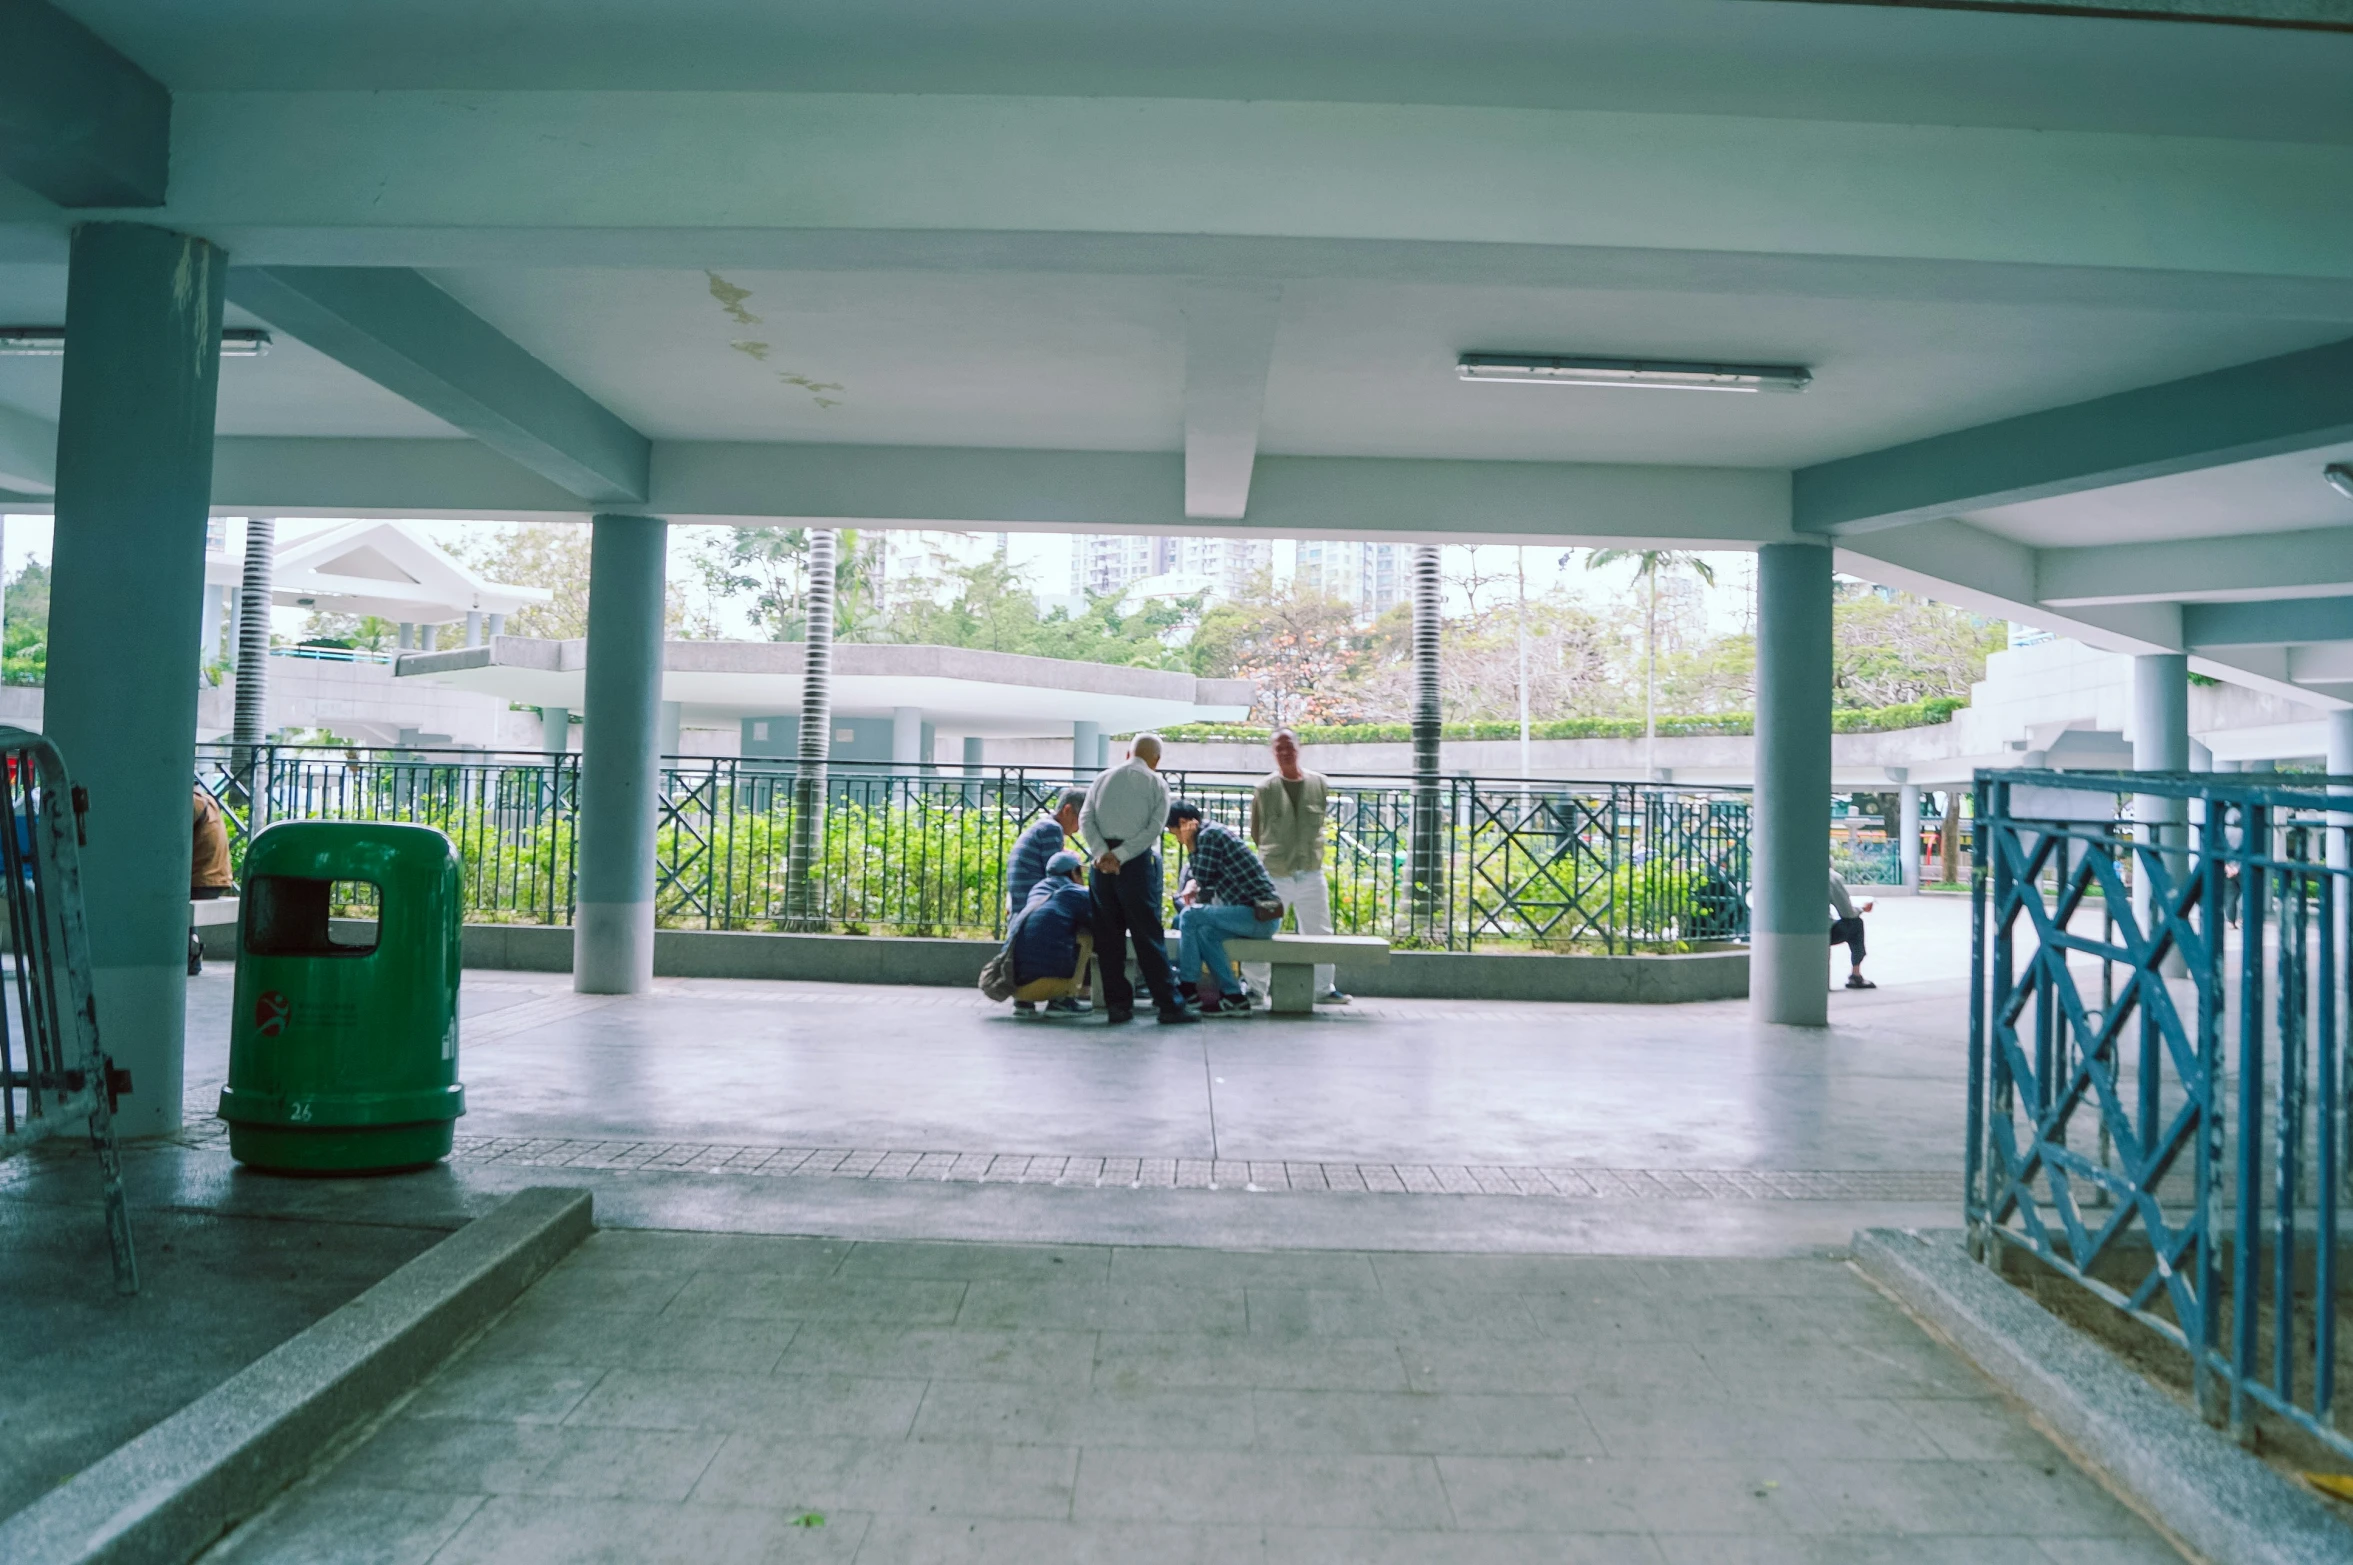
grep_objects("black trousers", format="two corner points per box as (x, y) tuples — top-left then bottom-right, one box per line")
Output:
(1091, 852), (1177, 1016)
(1830, 916), (1867, 964)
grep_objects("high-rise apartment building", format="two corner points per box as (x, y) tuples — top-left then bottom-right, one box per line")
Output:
(1297, 540), (1405, 617)
(1072, 535), (1271, 603)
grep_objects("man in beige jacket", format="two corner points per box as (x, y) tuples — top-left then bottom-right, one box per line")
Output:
(1245, 729), (1348, 1004)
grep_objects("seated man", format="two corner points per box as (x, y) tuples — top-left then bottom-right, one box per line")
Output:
(1167, 800), (1282, 1017)
(1008, 850), (1096, 1011)
(1830, 867), (1876, 990)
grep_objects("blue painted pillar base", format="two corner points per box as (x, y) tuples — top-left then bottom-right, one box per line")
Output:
(1751, 541), (1833, 1027)
(573, 515), (667, 994)
(43, 224), (226, 1134)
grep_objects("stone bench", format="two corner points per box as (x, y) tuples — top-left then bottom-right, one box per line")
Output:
(190, 896), (241, 929)
(1222, 934), (1391, 1014)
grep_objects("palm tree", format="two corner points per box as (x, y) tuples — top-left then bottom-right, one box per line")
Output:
(1583, 549), (1716, 780)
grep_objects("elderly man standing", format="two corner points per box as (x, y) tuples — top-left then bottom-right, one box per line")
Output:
(1006, 787), (1089, 1016)
(1247, 729), (1349, 1004)
(1080, 733), (1195, 1026)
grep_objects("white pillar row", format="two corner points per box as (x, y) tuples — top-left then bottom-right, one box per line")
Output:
(1751, 540), (1834, 1027)
(573, 515), (668, 995)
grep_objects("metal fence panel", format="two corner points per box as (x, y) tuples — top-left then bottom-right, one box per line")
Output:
(1969, 768), (2348, 1457)
(198, 746), (1751, 953)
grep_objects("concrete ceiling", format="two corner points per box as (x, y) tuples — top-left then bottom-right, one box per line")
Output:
(9, 0), (2353, 711)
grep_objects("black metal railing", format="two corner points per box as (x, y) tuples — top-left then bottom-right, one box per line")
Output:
(197, 745), (1752, 953)
(1970, 768), (2350, 1458)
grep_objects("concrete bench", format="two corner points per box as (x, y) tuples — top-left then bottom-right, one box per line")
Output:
(190, 896), (240, 929)
(1223, 934), (1391, 1014)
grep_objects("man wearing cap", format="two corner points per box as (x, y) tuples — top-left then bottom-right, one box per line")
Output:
(1007, 850), (1096, 1014)
(1006, 787), (1090, 1016)
(1079, 733), (1195, 1025)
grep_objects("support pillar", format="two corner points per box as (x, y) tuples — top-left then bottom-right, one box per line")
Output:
(572, 515), (667, 994)
(464, 610), (483, 648)
(2325, 711), (2353, 911)
(892, 706), (923, 768)
(43, 224), (226, 1135)
(658, 700), (683, 758)
(541, 705), (570, 756)
(2132, 653), (2189, 969)
(198, 583), (225, 668)
(1072, 719), (1101, 777)
(1751, 541), (1833, 1026)
(487, 613), (506, 640)
(1898, 781), (1922, 892)
(396, 622), (414, 651)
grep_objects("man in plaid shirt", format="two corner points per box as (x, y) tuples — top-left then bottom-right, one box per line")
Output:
(1166, 800), (1281, 1015)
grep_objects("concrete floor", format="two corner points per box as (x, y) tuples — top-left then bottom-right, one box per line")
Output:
(203, 1229), (2180, 1564)
(23, 896), (2193, 1561)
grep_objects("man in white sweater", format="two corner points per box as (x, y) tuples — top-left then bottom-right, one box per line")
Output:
(1080, 733), (1195, 1025)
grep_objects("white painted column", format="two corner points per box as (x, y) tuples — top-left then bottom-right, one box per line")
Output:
(1899, 782), (1922, 892)
(573, 515), (667, 994)
(464, 610), (484, 648)
(1073, 719), (1101, 777)
(486, 612), (506, 639)
(892, 706), (923, 767)
(2132, 654), (2189, 969)
(540, 706), (570, 756)
(1751, 541), (1834, 1027)
(659, 700), (683, 758)
(396, 621), (414, 651)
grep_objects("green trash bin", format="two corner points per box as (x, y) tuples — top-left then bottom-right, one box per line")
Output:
(219, 821), (466, 1172)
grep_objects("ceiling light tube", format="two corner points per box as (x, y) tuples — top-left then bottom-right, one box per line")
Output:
(1457, 352), (1811, 393)
(2327, 463), (2353, 502)
(0, 327), (271, 357)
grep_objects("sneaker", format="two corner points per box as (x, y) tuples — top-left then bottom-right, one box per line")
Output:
(1205, 993), (1253, 1017)
(1316, 989), (1352, 1006)
(1013, 1001), (1038, 1018)
(1105, 1008), (1135, 1025)
(1045, 997), (1087, 1016)
(1845, 974), (1877, 990)
(1156, 1006), (1200, 1025)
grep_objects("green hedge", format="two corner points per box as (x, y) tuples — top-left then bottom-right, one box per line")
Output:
(1157, 696), (1963, 746)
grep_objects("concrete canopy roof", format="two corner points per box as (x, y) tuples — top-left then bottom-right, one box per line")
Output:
(200, 519), (550, 623)
(6, 0), (2353, 709)
(395, 638), (1254, 736)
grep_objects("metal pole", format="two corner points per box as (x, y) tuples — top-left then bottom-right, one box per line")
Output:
(784, 528), (837, 930)
(1516, 546), (1530, 780)
(1751, 541), (1834, 1026)
(1898, 780), (1922, 892)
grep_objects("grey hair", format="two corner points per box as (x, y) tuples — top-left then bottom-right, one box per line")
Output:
(1131, 732), (1163, 761)
(1054, 787), (1088, 813)
(1270, 727), (1299, 744)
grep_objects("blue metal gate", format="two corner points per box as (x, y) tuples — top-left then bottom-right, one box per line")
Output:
(1970, 768), (2346, 1456)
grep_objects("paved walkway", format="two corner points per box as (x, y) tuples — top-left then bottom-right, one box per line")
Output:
(208, 1229), (2177, 1564)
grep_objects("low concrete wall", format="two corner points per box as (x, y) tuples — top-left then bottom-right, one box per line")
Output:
(205, 921), (1747, 1002)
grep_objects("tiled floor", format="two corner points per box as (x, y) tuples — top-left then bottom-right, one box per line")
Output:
(207, 1230), (2182, 1564)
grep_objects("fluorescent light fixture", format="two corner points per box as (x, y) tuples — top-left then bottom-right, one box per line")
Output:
(2328, 463), (2353, 502)
(0, 327), (271, 357)
(1457, 352), (1810, 393)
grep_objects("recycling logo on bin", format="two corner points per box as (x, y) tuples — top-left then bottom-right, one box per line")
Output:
(254, 991), (292, 1036)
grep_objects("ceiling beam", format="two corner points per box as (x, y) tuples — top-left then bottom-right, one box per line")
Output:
(223, 267), (651, 505)
(0, 0), (168, 207)
(1764, 0), (2352, 30)
(0, 403), (55, 494)
(2038, 526), (2353, 606)
(2183, 595), (2353, 647)
(1181, 282), (1282, 522)
(1833, 518), (2185, 651)
(1794, 335), (2353, 535)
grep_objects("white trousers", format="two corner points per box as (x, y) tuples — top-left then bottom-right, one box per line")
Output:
(1244, 868), (1336, 994)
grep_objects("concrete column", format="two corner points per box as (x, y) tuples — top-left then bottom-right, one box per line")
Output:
(1899, 782), (1922, 892)
(541, 705), (571, 756)
(2131, 653), (2190, 965)
(396, 622), (414, 651)
(1751, 541), (1834, 1026)
(962, 735), (984, 771)
(464, 610), (483, 648)
(659, 700), (683, 758)
(486, 613), (506, 639)
(892, 706), (923, 768)
(1073, 719), (1101, 777)
(198, 582), (225, 668)
(42, 224), (226, 1135)
(573, 515), (667, 994)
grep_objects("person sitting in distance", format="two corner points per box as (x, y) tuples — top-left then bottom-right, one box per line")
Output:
(1830, 867), (1876, 990)
(1007, 787), (1090, 1017)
